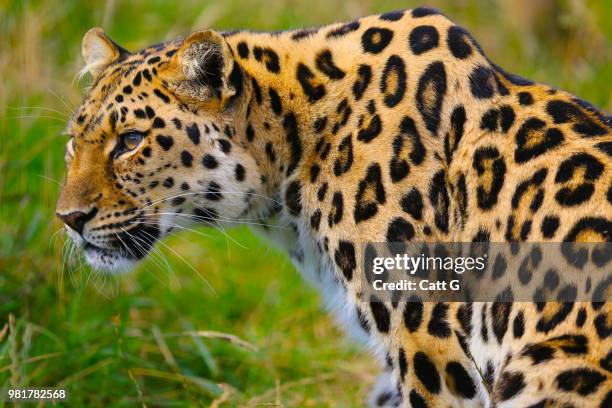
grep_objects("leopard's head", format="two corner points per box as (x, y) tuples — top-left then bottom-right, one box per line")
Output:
(56, 28), (262, 272)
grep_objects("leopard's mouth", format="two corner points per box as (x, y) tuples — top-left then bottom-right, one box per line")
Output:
(78, 223), (161, 273)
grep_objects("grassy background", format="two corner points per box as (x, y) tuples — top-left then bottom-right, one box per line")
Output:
(0, 0), (610, 406)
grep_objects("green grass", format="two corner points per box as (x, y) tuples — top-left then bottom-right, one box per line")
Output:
(0, 0), (610, 406)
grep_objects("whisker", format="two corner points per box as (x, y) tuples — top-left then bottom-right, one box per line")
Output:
(140, 204), (284, 224)
(163, 223), (225, 243)
(117, 228), (177, 289)
(142, 209), (274, 224)
(60, 236), (70, 287)
(136, 228), (218, 297)
(188, 205), (249, 251)
(131, 219), (215, 241)
(38, 174), (63, 186)
(92, 271), (114, 300)
(5, 114), (68, 123)
(132, 215), (247, 255)
(8, 106), (70, 118)
(80, 262), (93, 289)
(47, 88), (77, 115)
(66, 244), (82, 287)
(48, 227), (65, 254)
(139, 211), (289, 230)
(140, 190), (282, 210)
(133, 214), (252, 250)
(114, 228), (138, 260)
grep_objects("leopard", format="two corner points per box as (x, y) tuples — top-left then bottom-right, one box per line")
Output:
(56, 7), (611, 407)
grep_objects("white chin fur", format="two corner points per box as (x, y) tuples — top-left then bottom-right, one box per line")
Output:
(65, 226), (137, 274)
(83, 247), (137, 274)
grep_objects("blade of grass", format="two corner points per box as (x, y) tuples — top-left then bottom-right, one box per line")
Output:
(129, 367), (222, 397)
(180, 331), (258, 352)
(180, 319), (218, 376)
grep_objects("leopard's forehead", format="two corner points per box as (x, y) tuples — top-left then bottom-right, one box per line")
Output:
(66, 39), (183, 139)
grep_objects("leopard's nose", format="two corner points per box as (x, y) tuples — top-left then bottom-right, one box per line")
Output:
(56, 208), (98, 235)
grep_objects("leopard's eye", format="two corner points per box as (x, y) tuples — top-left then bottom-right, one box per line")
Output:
(123, 131), (144, 150)
(113, 131), (145, 158)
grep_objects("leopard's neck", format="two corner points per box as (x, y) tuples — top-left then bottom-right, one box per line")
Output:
(223, 29), (369, 196)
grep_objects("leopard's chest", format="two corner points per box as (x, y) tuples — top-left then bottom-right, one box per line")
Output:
(250, 216), (370, 345)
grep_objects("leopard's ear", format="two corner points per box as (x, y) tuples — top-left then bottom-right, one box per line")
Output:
(160, 29), (238, 107)
(81, 28), (129, 79)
